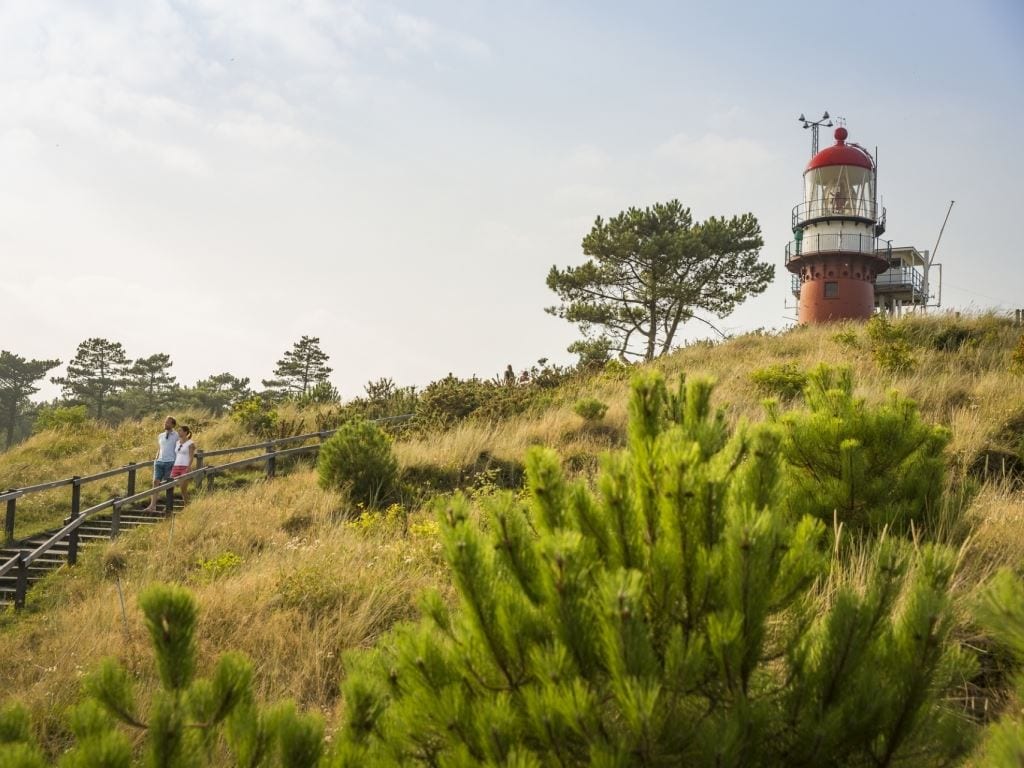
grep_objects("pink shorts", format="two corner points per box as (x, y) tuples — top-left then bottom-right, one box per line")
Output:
(170, 465), (190, 479)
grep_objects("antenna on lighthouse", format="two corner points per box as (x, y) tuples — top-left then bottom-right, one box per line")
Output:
(798, 111), (833, 156)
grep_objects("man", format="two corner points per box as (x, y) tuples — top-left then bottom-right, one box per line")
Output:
(144, 416), (179, 512)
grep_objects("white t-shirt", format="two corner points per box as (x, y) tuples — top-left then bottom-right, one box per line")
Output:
(157, 430), (179, 463)
(174, 438), (194, 467)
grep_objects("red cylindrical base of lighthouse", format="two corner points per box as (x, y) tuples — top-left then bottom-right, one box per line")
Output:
(798, 276), (875, 323)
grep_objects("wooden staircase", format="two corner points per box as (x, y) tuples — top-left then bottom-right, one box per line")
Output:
(0, 501), (181, 609)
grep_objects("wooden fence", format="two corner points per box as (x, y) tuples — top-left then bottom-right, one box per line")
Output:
(0, 415), (411, 609)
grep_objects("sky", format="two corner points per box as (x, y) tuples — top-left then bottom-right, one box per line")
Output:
(2, 0), (1022, 401)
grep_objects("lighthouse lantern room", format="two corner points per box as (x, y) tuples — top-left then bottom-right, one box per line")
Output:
(786, 124), (891, 323)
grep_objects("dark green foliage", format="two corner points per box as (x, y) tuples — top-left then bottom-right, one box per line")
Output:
(414, 373), (556, 428)
(749, 362), (807, 400)
(333, 372), (974, 766)
(572, 397), (608, 422)
(262, 336), (333, 398)
(769, 364), (949, 532)
(51, 338), (131, 420)
(974, 570), (1024, 764)
(547, 200), (771, 361)
(0, 351), (61, 449)
(189, 373), (253, 416)
(317, 418), (399, 508)
(126, 353), (178, 416)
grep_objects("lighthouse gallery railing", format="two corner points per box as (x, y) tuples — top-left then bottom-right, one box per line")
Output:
(785, 234), (891, 264)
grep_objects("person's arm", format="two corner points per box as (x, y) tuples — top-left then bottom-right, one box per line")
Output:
(188, 442), (197, 465)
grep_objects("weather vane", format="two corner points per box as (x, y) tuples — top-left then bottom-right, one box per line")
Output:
(798, 111), (833, 157)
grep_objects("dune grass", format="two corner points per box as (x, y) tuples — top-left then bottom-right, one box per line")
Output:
(0, 312), (1021, 758)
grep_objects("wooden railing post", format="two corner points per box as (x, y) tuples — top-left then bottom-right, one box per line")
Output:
(205, 467), (215, 492)
(67, 477), (82, 566)
(70, 476), (82, 520)
(265, 444), (276, 479)
(165, 484), (176, 515)
(126, 465), (137, 498)
(4, 491), (16, 544)
(14, 553), (28, 610)
(195, 450), (204, 471)
(110, 497), (122, 539)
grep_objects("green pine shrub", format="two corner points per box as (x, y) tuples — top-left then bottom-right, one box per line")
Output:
(317, 418), (399, 508)
(572, 397), (608, 422)
(333, 372), (976, 767)
(974, 569), (1024, 764)
(749, 362), (807, 400)
(6, 584), (324, 768)
(769, 364), (949, 532)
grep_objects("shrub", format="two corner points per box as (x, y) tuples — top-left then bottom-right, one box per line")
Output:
(1012, 334), (1024, 375)
(866, 314), (917, 374)
(196, 551), (244, 581)
(749, 363), (807, 400)
(0, 584), (324, 767)
(832, 328), (860, 349)
(230, 396), (278, 437)
(334, 373), (976, 766)
(31, 404), (89, 433)
(317, 418), (399, 508)
(769, 364), (950, 532)
(572, 397), (608, 422)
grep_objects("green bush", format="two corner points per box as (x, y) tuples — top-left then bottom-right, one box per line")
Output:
(31, 404), (89, 433)
(317, 418), (399, 508)
(866, 315), (917, 374)
(230, 396), (278, 437)
(769, 364), (949, 532)
(831, 328), (860, 349)
(572, 397), (608, 422)
(333, 372), (976, 766)
(749, 363), (807, 400)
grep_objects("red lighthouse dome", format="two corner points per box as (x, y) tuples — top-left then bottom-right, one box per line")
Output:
(806, 127), (874, 171)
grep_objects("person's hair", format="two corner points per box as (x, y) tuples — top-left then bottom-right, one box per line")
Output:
(179, 425), (192, 437)
(166, 416), (177, 426)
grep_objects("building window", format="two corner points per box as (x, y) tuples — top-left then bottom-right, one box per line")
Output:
(824, 281), (839, 298)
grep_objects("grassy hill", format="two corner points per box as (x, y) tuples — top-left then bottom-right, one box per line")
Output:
(1, 312), (1023, 759)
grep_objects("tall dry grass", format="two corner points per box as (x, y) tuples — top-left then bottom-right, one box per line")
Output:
(0, 471), (446, 754)
(0, 312), (1020, 755)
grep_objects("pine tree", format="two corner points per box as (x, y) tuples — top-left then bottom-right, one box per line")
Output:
(45, 584), (324, 767)
(0, 351), (61, 449)
(51, 338), (131, 420)
(334, 372), (976, 767)
(126, 353), (178, 416)
(768, 364), (950, 532)
(262, 336), (333, 398)
(190, 372), (252, 416)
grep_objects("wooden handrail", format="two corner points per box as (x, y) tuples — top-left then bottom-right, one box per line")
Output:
(0, 415), (410, 604)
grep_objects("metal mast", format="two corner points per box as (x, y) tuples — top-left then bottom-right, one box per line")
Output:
(798, 111), (833, 156)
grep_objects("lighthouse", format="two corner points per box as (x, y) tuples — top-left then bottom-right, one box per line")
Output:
(786, 125), (891, 323)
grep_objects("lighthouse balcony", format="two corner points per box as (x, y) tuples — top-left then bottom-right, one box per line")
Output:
(792, 200), (886, 234)
(785, 234), (891, 265)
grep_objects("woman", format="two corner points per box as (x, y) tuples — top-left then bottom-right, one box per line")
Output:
(170, 425), (197, 506)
